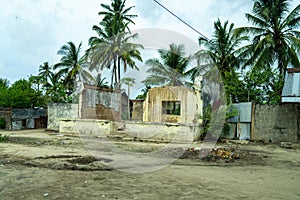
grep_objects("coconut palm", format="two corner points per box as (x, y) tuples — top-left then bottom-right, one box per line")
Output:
(143, 43), (190, 87)
(88, 30), (142, 88)
(87, 0), (142, 89)
(187, 19), (249, 102)
(96, 74), (110, 89)
(54, 41), (94, 95)
(38, 62), (54, 89)
(99, 0), (137, 35)
(237, 0), (300, 98)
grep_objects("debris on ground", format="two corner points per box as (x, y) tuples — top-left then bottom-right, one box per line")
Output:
(181, 147), (240, 162)
(209, 148), (240, 161)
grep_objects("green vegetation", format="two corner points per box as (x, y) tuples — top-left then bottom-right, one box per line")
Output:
(1, 0), (300, 108)
(0, 134), (9, 142)
(143, 43), (190, 87)
(0, 117), (5, 129)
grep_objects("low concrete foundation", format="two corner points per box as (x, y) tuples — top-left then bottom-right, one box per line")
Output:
(59, 119), (200, 142)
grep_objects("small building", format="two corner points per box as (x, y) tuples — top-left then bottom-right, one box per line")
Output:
(142, 86), (202, 125)
(282, 68), (300, 103)
(11, 108), (47, 130)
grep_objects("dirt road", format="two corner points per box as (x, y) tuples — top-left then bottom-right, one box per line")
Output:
(0, 129), (299, 199)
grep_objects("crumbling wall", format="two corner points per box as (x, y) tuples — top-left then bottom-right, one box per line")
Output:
(121, 121), (200, 142)
(80, 87), (122, 120)
(143, 86), (201, 125)
(253, 103), (299, 143)
(47, 103), (79, 131)
(0, 108), (12, 130)
(131, 100), (144, 121)
(11, 109), (47, 130)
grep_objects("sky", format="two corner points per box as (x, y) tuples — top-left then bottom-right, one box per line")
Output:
(1, 0), (300, 85)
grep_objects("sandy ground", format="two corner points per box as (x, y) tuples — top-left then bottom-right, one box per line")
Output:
(0, 129), (300, 200)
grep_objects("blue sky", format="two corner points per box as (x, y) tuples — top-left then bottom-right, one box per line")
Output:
(1, 0), (299, 84)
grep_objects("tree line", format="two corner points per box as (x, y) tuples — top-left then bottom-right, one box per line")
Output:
(0, 0), (300, 108)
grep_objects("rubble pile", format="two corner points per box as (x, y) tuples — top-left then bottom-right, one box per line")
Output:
(181, 147), (240, 162)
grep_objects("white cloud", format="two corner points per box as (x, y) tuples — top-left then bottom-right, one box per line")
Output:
(1, 0), (299, 83)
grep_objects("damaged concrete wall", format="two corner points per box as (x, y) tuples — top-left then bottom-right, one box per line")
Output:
(143, 86), (201, 125)
(11, 109), (47, 130)
(253, 103), (299, 143)
(123, 121), (200, 142)
(59, 119), (111, 135)
(80, 86), (122, 120)
(131, 100), (143, 121)
(0, 108), (12, 130)
(47, 103), (79, 131)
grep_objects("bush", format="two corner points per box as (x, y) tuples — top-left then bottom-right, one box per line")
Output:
(0, 134), (9, 142)
(0, 117), (5, 129)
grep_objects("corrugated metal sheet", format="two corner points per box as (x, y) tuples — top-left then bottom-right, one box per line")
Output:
(238, 102), (252, 123)
(227, 102), (252, 123)
(226, 102), (252, 140)
(282, 71), (300, 102)
(238, 123), (251, 140)
(282, 73), (293, 96)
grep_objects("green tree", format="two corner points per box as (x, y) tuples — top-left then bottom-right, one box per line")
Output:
(46, 75), (71, 103)
(0, 78), (9, 89)
(238, 0), (300, 101)
(38, 62), (54, 90)
(99, 0), (137, 35)
(0, 78), (9, 107)
(136, 85), (151, 100)
(244, 65), (282, 104)
(8, 79), (36, 108)
(54, 41), (94, 96)
(96, 74), (110, 89)
(87, 0), (142, 89)
(142, 43), (190, 87)
(190, 19), (249, 103)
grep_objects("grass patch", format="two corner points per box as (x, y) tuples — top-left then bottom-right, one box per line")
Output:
(0, 134), (10, 142)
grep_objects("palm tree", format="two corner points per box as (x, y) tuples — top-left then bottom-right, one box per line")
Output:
(96, 74), (110, 89)
(54, 41), (94, 96)
(87, 0), (142, 89)
(99, 0), (137, 35)
(87, 31), (143, 88)
(142, 43), (191, 87)
(237, 0), (300, 98)
(38, 62), (54, 90)
(188, 19), (249, 103)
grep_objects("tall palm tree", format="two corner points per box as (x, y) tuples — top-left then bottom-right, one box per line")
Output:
(142, 43), (190, 87)
(38, 62), (54, 90)
(88, 30), (142, 88)
(237, 0), (300, 98)
(99, 0), (137, 35)
(87, 0), (142, 89)
(54, 41), (94, 95)
(188, 19), (249, 102)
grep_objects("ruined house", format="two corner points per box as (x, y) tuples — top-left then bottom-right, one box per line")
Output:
(0, 108), (47, 130)
(142, 86), (202, 125)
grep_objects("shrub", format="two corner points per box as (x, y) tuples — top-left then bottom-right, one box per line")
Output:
(0, 134), (9, 142)
(0, 117), (5, 129)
